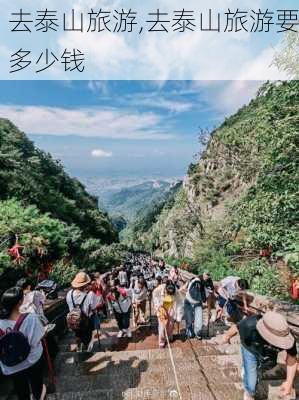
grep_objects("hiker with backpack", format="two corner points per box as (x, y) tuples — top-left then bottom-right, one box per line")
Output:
(0, 287), (46, 400)
(217, 311), (298, 400)
(153, 280), (184, 348)
(106, 279), (133, 338)
(66, 272), (100, 351)
(182, 275), (206, 340)
(215, 276), (249, 323)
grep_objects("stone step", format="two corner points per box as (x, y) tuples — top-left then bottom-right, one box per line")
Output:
(53, 346), (242, 382)
(54, 344), (241, 367)
(54, 359), (201, 377)
(47, 382), (244, 400)
(54, 352), (243, 382)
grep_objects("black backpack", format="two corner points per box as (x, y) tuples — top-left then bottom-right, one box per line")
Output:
(188, 279), (205, 304)
(253, 342), (279, 371)
(0, 314), (31, 367)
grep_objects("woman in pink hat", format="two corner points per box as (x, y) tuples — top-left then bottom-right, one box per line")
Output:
(218, 311), (298, 399)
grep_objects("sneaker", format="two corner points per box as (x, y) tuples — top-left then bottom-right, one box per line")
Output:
(126, 330), (132, 338)
(159, 343), (166, 349)
(186, 329), (195, 339)
(117, 330), (124, 338)
(195, 335), (202, 341)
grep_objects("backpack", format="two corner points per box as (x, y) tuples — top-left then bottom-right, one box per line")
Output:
(66, 291), (89, 331)
(0, 314), (31, 367)
(255, 343), (279, 371)
(187, 279), (205, 304)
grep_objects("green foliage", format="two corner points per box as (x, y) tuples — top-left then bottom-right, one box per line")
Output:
(88, 243), (129, 271)
(0, 199), (81, 276)
(196, 251), (235, 281)
(0, 120), (119, 288)
(49, 261), (79, 287)
(165, 256), (195, 269)
(273, 31), (299, 79)
(0, 119), (117, 243)
(122, 182), (182, 249)
(130, 81), (299, 300)
(237, 260), (289, 300)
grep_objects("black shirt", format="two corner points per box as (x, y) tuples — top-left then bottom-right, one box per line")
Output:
(238, 315), (297, 358)
(202, 277), (214, 292)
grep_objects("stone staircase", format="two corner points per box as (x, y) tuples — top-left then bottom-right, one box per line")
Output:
(46, 311), (298, 400)
(0, 307), (298, 400)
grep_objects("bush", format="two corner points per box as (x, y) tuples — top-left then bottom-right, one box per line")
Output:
(49, 261), (79, 287)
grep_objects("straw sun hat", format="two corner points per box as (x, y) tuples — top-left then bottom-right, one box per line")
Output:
(71, 272), (91, 289)
(256, 311), (294, 350)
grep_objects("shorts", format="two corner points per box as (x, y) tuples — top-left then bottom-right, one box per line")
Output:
(218, 295), (237, 317)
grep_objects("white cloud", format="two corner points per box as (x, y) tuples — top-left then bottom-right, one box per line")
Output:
(236, 46), (289, 81)
(191, 80), (264, 116)
(214, 81), (263, 114)
(91, 148), (112, 158)
(138, 98), (193, 113)
(124, 95), (194, 113)
(0, 105), (174, 140)
(1, 0), (285, 80)
(53, 0), (284, 80)
(87, 81), (110, 95)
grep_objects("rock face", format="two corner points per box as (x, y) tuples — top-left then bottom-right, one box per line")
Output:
(135, 81), (299, 265)
(140, 131), (251, 259)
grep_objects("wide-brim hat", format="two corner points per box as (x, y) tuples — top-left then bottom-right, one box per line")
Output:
(71, 272), (91, 289)
(256, 311), (294, 350)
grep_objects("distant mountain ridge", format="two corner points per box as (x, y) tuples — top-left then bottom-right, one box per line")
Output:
(81, 178), (180, 229)
(103, 180), (178, 222)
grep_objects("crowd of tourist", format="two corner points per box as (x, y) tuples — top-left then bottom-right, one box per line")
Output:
(0, 253), (297, 400)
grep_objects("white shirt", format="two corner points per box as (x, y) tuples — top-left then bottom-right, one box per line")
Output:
(132, 286), (148, 303)
(108, 288), (133, 314)
(20, 290), (48, 324)
(118, 271), (128, 285)
(66, 290), (100, 317)
(219, 276), (240, 300)
(0, 313), (44, 375)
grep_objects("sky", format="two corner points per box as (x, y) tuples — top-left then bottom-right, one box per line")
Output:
(0, 80), (263, 180)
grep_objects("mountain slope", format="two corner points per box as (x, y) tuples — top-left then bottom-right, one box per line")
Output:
(132, 81), (299, 298)
(0, 119), (117, 243)
(121, 181), (182, 245)
(0, 119), (120, 288)
(101, 180), (178, 224)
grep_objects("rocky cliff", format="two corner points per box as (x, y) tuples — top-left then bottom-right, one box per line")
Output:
(133, 81), (299, 298)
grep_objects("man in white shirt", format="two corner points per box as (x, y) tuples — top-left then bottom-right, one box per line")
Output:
(118, 266), (129, 288)
(216, 276), (249, 323)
